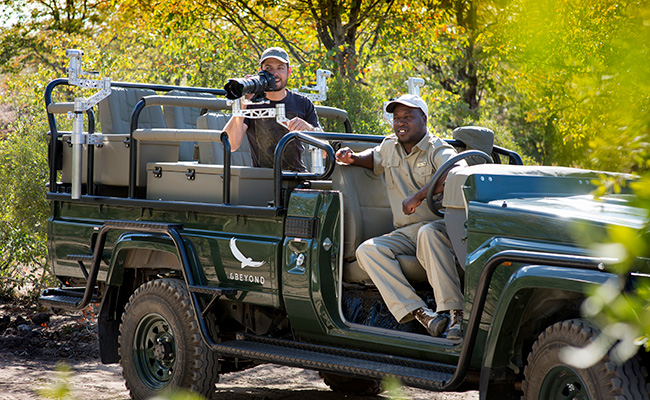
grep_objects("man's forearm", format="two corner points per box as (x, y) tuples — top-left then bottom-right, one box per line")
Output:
(223, 116), (247, 151)
(349, 149), (374, 170)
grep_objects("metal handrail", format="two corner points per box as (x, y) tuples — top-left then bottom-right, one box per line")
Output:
(272, 131), (336, 208)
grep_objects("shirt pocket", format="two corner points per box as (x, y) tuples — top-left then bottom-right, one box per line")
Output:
(413, 161), (434, 188)
(384, 157), (401, 189)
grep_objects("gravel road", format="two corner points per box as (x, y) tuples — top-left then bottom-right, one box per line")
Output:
(0, 299), (478, 399)
(0, 353), (479, 400)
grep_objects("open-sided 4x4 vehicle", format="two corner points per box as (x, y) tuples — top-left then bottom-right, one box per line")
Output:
(40, 57), (650, 400)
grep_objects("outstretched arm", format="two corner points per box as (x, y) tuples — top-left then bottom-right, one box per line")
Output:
(335, 147), (374, 170)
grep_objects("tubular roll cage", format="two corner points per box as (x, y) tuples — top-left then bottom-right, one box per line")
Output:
(45, 79), (523, 211)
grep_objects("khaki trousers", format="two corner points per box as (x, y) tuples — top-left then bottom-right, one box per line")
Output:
(355, 220), (463, 323)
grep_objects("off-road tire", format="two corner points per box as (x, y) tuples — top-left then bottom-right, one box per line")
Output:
(118, 278), (219, 400)
(522, 318), (649, 400)
(318, 371), (382, 395)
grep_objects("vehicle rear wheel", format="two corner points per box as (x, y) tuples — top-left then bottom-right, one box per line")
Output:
(318, 371), (382, 395)
(118, 278), (219, 400)
(522, 318), (648, 400)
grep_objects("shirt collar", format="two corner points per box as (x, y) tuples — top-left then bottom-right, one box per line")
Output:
(406, 130), (432, 153)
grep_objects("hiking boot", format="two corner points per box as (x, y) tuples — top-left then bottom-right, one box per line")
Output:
(445, 309), (463, 340)
(413, 307), (449, 337)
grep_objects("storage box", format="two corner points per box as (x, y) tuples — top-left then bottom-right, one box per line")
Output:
(61, 134), (179, 187)
(146, 162), (274, 206)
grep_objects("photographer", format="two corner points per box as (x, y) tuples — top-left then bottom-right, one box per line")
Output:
(223, 47), (319, 172)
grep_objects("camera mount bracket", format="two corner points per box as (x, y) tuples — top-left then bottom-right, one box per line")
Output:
(64, 49), (112, 199)
(229, 69), (332, 129)
(230, 100), (290, 128)
(291, 69), (332, 102)
(382, 77), (425, 125)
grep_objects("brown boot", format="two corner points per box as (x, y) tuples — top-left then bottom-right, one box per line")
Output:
(413, 307), (449, 337)
(445, 309), (463, 340)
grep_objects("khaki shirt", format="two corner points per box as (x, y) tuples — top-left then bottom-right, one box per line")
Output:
(372, 132), (457, 228)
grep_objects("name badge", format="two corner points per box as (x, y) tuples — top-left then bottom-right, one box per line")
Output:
(416, 161), (428, 168)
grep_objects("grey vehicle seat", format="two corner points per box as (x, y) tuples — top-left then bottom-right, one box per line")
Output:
(452, 126), (495, 163)
(95, 87), (175, 187)
(197, 112), (253, 166)
(332, 165), (428, 284)
(163, 90), (215, 161)
(99, 87), (166, 134)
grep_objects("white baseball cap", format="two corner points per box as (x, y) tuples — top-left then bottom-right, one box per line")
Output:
(386, 94), (428, 116)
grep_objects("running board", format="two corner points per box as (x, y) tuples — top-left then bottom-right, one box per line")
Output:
(213, 333), (455, 391)
(39, 287), (98, 310)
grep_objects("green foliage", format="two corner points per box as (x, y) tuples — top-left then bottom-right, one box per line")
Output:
(494, 0), (650, 170)
(0, 65), (54, 297)
(382, 376), (408, 400)
(324, 78), (388, 135)
(37, 362), (74, 399)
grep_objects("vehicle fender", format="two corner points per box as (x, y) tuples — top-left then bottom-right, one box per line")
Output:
(105, 233), (182, 286)
(479, 264), (614, 393)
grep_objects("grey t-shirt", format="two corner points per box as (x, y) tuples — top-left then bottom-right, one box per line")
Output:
(244, 91), (319, 171)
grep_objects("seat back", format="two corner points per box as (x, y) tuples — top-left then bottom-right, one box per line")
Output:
(163, 90), (215, 160)
(196, 112), (254, 166)
(452, 126), (494, 164)
(99, 87), (166, 134)
(332, 165), (393, 261)
(92, 88), (176, 187)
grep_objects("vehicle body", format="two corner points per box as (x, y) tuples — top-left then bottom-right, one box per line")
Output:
(40, 76), (650, 400)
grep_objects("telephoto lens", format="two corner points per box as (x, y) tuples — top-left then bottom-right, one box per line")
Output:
(224, 70), (276, 100)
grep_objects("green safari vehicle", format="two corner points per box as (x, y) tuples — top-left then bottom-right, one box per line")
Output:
(39, 66), (650, 400)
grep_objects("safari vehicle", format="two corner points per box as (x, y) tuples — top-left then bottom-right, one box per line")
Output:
(40, 51), (650, 400)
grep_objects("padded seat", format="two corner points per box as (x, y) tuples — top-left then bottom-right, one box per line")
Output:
(99, 87), (166, 134)
(163, 90), (215, 161)
(197, 112), (253, 166)
(87, 88), (177, 187)
(332, 164), (427, 284)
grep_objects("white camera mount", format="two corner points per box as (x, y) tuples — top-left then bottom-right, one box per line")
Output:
(382, 77), (426, 125)
(65, 49), (112, 199)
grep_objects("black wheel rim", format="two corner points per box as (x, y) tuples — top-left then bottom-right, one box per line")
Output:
(132, 312), (177, 390)
(539, 365), (589, 400)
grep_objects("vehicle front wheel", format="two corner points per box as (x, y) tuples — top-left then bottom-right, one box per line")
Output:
(522, 319), (648, 400)
(118, 278), (219, 400)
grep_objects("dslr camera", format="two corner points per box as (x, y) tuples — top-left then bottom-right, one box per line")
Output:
(224, 70), (276, 101)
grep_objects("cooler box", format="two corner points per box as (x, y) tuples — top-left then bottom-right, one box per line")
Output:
(146, 161), (274, 206)
(61, 134), (179, 187)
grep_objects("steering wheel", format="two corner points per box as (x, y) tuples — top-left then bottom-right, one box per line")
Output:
(426, 150), (493, 217)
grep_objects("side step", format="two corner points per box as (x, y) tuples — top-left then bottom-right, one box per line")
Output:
(213, 333), (455, 391)
(39, 287), (98, 310)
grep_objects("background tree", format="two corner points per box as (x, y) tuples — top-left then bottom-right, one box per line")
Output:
(492, 0), (650, 169)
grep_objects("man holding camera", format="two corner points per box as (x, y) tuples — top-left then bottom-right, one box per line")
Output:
(335, 94), (464, 340)
(223, 47), (319, 172)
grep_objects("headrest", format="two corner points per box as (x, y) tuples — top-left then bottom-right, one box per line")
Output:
(452, 126), (494, 155)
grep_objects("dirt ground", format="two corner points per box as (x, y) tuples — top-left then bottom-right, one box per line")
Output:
(0, 298), (479, 400)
